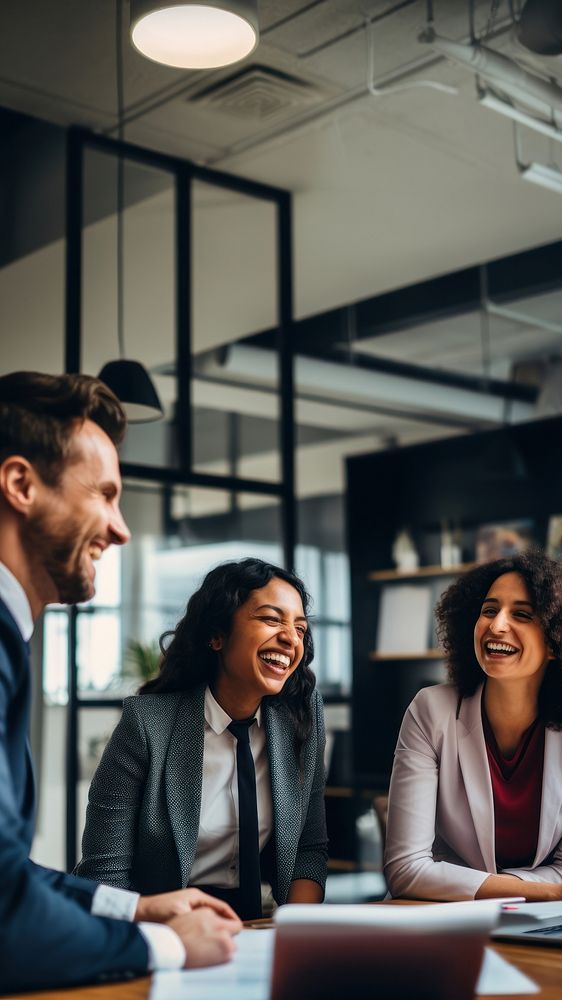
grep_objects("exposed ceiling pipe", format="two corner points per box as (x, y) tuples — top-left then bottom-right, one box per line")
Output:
(518, 0), (562, 56)
(420, 28), (562, 116)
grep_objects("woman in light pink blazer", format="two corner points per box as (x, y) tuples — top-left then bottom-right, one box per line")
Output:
(385, 550), (562, 901)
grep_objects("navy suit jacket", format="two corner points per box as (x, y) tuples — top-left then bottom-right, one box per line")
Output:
(0, 598), (148, 994)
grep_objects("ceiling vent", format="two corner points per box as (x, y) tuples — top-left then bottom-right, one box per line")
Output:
(187, 64), (322, 120)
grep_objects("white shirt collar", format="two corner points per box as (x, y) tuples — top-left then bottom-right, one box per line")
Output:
(0, 561), (34, 641)
(204, 686), (263, 735)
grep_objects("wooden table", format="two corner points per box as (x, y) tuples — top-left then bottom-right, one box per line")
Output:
(7, 940), (562, 1000)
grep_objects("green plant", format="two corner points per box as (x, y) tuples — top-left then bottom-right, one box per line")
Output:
(124, 639), (161, 682)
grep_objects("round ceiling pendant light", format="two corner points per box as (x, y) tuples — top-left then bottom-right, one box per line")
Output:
(130, 1), (258, 69)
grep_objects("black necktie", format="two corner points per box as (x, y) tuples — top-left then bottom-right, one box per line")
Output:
(228, 718), (262, 919)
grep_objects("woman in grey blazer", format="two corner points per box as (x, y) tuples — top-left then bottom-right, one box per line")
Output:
(76, 558), (328, 919)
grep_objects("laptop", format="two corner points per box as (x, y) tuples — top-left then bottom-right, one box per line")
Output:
(492, 900), (562, 947)
(270, 901), (503, 1000)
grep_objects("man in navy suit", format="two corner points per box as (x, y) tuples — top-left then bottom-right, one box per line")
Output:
(0, 371), (240, 993)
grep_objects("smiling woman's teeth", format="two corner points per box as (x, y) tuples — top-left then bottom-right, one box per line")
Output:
(485, 641), (518, 655)
(260, 652), (290, 668)
(89, 545), (103, 561)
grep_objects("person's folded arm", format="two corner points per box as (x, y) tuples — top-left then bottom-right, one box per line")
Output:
(286, 879), (324, 903)
(30, 860), (100, 908)
(290, 690), (328, 899)
(501, 834), (562, 886)
(0, 668), (148, 992)
(485, 838), (562, 897)
(475, 872), (562, 900)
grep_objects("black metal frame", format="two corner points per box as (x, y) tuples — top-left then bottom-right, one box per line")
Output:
(64, 126), (295, 870)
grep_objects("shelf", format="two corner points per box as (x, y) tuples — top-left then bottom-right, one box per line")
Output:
(327, 858), (360, 872)
(369, 649), (445, 661)
(368, 562), (477, 582)
(325, 786), (377, 798)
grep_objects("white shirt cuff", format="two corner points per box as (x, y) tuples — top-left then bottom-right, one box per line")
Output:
(91, 884), (140, 922)
(138, 922), (186, 970)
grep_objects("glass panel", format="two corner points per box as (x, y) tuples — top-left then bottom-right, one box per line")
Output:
(89, 544), (122, 608)
(31, 698), (67, 870)
(76, 611), (122, 696)
(33, 613), (67, 869)
(336, 286), (562, 390)
(0, 119), (65, 376)
(295, 542), (351, 696)
(315, 623), (352, 690)
(292, 304), (456, 695)
(43, 610), (69, 705)
(81, 147), (177, 468)
(74, 480), (283, 698)
(77, 706), (121, 861)
(191, 179), (281, 483)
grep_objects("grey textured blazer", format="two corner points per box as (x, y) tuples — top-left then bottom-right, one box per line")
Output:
(76, 685), (328, 904)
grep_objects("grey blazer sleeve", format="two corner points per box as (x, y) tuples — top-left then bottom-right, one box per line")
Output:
(291, 690), (329, 890)
(75, 698), (148, 889)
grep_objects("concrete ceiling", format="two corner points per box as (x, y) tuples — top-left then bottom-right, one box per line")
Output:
(1, 0), (562, 496)
(1, 1), (561, 317)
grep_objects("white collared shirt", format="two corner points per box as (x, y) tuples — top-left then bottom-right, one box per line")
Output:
(0, 560), (185, 970)
(0, 561), (33, 641)
(190, 687), (274, 888)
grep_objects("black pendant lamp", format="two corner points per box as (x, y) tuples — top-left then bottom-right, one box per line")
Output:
(98, 359), (163, 422)
(98, 0), (164, 424)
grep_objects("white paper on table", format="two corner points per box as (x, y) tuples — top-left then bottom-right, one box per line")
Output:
(150, 928), (274, 1000)
(150, 917), (539, 1000)
(476, 948), (539, 995)
(497, 900), (562, 926)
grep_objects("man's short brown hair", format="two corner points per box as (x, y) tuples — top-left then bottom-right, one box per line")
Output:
(0, 371), (126, 486)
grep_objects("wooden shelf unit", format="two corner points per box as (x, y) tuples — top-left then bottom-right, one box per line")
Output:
(369, 649), (444, 662)
(367, 562), (477, 582)
(325, 785), (377, 798)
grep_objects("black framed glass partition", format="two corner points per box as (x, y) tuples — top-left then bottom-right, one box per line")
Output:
(63, 126), (294, 869)
(81, 145), (179, 470)
(191, 179), (282, 484)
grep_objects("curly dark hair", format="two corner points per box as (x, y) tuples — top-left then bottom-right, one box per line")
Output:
(0, 371), (126, 486)
(435, 550), (562, 728)
(140, 557), (316, 752)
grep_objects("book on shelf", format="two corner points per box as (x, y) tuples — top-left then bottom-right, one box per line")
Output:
(375, 584), (432, 654)
(474, 519), (534, 562)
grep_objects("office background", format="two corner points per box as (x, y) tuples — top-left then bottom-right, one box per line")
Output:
(0, 0), (561, 878)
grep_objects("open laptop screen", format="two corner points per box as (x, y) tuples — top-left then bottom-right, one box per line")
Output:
(270, 901), (502, 1000)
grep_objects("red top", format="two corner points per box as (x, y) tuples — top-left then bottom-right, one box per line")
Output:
(482, 704), (545, 870)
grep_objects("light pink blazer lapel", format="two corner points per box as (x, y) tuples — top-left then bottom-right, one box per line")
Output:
(533, 726), (562, 866)
(456, 685), (497, 873)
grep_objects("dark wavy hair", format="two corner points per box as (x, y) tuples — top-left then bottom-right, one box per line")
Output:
(435, 550), (562, 728)
(0, 371), (126, 486)
(140, 557), (316, 751)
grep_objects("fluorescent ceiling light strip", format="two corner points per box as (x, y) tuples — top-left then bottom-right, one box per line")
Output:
(480, 93), (562, 144)
(520, 162), (562, 194)
(198, 345), (533, 424)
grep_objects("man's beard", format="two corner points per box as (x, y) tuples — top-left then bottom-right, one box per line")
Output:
(25, 512), (94, 605)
